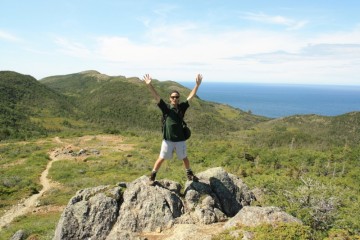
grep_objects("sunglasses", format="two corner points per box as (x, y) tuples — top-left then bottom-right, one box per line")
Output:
(170, 96), (180, 99)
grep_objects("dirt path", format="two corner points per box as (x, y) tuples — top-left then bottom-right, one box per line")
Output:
(0, 135), (133, 230)
(0, 141), (63, 229)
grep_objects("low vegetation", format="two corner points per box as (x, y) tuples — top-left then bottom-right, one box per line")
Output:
(0, 71), (359, 239)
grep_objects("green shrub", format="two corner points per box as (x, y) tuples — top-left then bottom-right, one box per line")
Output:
(212, 223), (311, 240)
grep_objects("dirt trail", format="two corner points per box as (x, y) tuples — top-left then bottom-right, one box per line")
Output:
(0, 139), (63, 230)
(0, 135), (132, 230)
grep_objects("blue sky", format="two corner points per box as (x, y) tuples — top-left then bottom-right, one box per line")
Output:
(1, 0), (360, 85)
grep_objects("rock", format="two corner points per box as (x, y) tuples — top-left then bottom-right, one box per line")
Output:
(251, 187), (265, 204)
(159, 223), (225, 240)
(53, 167), (299, 240)
(183, 167), (255, 220)
(223, 206), (302, 229)
(10, 230), (26, 240)
(106, 176), (184, 238)
(117, 182), (127, 188)
(180, 180), (226, 224)
(53, 185), (122, 240)
(78, 149), (87, 155)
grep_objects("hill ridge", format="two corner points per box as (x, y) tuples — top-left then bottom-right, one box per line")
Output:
(1, 70), (359, 147)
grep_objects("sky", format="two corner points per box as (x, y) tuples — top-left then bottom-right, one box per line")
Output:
(1, 0), (360, 85)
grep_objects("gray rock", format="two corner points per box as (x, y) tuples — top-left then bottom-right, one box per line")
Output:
(223, 206), (302, 229)
(78, 149), (87, 155)
(53, 185), (122, 240)
(180, 180), (226, 224)
(107, 176), (184, 238)
(10, 230), (26, 240)
(184, 167), (255, 219)
(53, 168), (295, 240)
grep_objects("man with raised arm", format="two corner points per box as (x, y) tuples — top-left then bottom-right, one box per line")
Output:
(143, 73), (202, 185)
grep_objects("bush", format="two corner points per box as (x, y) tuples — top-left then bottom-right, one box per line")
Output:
(213, 223), (312, 240)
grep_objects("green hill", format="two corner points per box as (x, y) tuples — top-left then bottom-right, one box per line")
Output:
(2, 70), (359, 147)
(0, 71), (80, 140)
(41, 70), (268, 135)
(248, 112), (360, 147)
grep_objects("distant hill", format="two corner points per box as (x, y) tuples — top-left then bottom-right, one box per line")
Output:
(0, 71), (78, 140)
(249, 112), (360, 147)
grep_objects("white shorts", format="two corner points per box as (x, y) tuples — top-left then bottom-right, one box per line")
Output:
(159, 140), (187, 160)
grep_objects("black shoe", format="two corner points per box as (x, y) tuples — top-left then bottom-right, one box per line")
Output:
(187, 170), (199, 182)
(149, 171), (157, 186)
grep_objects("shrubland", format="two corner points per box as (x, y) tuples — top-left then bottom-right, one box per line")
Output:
(0, 71), (359, 239)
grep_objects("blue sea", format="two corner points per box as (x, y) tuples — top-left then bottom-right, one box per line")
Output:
(180, 82), (360, 118)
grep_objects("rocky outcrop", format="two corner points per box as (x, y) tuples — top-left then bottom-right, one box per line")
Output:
(223, 206), (303, 229)
(177, 167), (255, 225)
(53, 186), (122, 240)
(106, 177), (184, 239)
(53, 167), (301, 240)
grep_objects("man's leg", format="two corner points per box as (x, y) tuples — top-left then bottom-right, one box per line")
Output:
(182, 157), (198, 182)
(149, 157), (165, 185)
(182, 156), (190, 169)
(149, 140), (173, 184)
(153, 157), (165, 172)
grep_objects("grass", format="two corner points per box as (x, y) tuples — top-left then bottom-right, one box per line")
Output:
(212, 223), (312, 240)
(0, 212), (61, 240)
(1, 131), (360, 239)
(0, 140), (52, 211)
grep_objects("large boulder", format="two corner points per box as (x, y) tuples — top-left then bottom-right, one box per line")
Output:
(182, 167), (255, 224)
(223, 206), (303, 229)
(106, 177), (184, 239)
(53, 185), (122, 240)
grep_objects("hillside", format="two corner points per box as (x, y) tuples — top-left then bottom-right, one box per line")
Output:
(0, 71), (80, 140)
(41, 70), (268, 135)
(0, 70), (266, 140)
(2, 70), (359, 148)
(246, 112), (360, 147)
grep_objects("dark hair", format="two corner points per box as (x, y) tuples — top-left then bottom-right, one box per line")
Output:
(169, 90), (180, 96)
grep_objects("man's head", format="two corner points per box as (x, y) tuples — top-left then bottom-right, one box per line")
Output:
(169, 90), (180, 105)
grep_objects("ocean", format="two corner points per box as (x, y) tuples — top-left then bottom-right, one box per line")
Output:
(179, 82), (360, 118)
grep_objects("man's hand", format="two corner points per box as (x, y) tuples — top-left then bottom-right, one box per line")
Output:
(187, 73), (203, 101)
(196, 74), (202, 86)
(143, 74), (161, 102)
(143, 74), (152, 85)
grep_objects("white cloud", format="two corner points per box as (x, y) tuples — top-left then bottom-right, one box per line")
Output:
(95, 23), (304, 68)
(54, 37), (91, 58)
(241, 12), (308, 30)
(311, 27), (360, 44)
(0, 30), (21, 42)
(46, 19), (360, 85)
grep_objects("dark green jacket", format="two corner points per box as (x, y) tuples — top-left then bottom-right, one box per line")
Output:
(158, 99), (189, 142)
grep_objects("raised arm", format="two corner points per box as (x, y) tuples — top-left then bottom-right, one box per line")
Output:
(187, 74), (202, 101)
(143, 74), (161, 103)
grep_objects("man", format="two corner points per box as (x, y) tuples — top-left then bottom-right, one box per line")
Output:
(143, 73), (202, 184)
